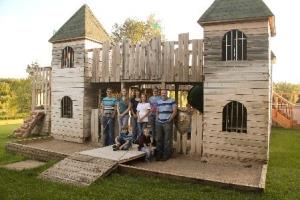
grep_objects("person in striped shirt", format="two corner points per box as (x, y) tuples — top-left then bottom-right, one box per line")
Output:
(101, 87), (117, 146)
(156, 89), (177, 161)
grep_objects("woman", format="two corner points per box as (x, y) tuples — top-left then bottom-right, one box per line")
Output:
(117, 88), (131, 131)
(137, 93), (151, 139)
(130, 89), (141, 141)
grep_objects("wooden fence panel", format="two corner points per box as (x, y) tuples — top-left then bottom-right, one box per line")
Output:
(89, 33), (203, 83)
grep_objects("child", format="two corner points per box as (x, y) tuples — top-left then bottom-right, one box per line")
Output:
(138, 127), (154, 162)
(113, 125), (133, 151)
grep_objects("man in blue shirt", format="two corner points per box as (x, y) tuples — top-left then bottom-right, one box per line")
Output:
(101, 88), (117, 146)
(156, 89), (177, 161)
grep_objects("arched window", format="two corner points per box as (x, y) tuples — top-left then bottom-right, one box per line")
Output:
(61, 96), (73, 118)
(222, 30), (247, 61)
(222, 101), (247, 133)
(61, 46), (74, 68)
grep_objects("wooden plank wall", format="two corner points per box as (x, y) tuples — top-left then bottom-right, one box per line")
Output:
(51, 41), (86, 143)
(30, 67), (52, 134)
(202, 21), (271, 162)
(90, 33), (203, 83)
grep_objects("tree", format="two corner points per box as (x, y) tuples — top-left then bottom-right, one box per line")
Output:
(111, 15), (164, 44)
(273, 82), (300, 103)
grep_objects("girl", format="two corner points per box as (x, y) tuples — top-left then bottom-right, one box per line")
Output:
(137, 93), (151, 139)
(117, 88), (131, 131)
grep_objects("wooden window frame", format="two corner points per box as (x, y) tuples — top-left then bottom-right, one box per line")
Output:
(222, 30), (247, 61)
(61, 46), (74, 68)
(61, 96), (73, 118)
(222, 101), (247, 133)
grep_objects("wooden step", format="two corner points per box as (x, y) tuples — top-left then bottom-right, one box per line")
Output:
(39, 154), (117, 187)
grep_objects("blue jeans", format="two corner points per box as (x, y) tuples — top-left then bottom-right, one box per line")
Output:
(137, 122), (148, 139)
(156, 121), (173, 159)
(118, 114), (129, 131)
(102, 116), (115, 146)
(140, 146), (153, 161)
(131, 116), (138, 141)
(149, 114), (157, 142)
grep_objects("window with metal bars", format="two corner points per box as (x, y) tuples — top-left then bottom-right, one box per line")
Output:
(222, 101), (247, 133)
(222, 30), (247, 61)
(61, 96), (73, 118)
(61, 46), (74, 68)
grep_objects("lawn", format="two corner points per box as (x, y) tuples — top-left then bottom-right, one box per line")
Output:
(0, 123), (299, 200)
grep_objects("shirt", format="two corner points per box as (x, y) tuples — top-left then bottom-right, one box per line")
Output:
(137, 102), (151, 122)
(118, 97), (129, 114)
(157, 98), (176, 123)
(119, 131), (133, 142)
(138, 134), (151, 150)
(102, 97), (116, 116)
(149, 95), (161, 115)
(130, 97), (140, 114)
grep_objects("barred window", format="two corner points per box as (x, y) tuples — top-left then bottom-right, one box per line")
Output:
(61, 96), (73, 118)
(222, 101), (247, 133)
(222, 30), (247, 61)
(61, 46), (74, 68)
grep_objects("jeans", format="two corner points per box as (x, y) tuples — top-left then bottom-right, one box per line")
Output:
(118, 114), (129, 131)
(156, 121), (173, 159)
(140, 146), (153, 161)
(131, 116), (138, 141)
(102, 116), (115, 146)
(149, 114), (157, 142)
(137, 122), (148, 139)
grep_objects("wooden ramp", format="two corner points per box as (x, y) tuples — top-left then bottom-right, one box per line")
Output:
(39, 146), (145, 186)
(79, 145), (145, 163)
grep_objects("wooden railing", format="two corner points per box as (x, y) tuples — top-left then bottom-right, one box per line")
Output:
(88, 33), (203, 83)
(272, 92), (295, 128)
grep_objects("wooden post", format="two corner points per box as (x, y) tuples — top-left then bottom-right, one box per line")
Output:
(91, 109), (99, 143)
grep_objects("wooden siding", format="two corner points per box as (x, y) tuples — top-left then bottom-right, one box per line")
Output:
(89, 33), (203, 83)
(202, 20), (271, 162)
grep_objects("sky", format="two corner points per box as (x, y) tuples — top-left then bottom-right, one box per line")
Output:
(0, 0), (299, 83)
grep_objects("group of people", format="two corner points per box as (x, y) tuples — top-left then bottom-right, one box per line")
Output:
(100, 87), (177, 161)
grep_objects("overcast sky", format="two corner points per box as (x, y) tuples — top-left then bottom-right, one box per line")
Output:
(0, 0), (299, 83)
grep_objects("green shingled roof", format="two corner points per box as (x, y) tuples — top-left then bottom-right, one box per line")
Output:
(198, 0), (274, 24)
(49, 4), (110, 43)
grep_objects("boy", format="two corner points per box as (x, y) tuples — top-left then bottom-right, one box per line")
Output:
(138, 127), (154, 162)
(113, 125), (133, 151)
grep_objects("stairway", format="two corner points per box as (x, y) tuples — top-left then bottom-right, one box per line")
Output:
(272, 92), (295, 128)
(14, 111), (45, 137)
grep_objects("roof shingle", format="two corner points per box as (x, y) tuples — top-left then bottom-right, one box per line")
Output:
(198, 0), (274, 25)
(49, 4), (110, 43)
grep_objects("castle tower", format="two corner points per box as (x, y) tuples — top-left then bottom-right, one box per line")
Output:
(49, 5), (110, 143)
(198, 0), (275, 161)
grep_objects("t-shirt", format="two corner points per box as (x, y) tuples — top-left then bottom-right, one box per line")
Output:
(149, 95), (161, 115)
(137, 102), (151, 122)
(102, 97), (117, 116)
(118, 97), (129, 114)
(157, 98), (176, 123)
(130, 97), (140, 114)
(138, 134), (151, 150)
(119, 131), (133, 142)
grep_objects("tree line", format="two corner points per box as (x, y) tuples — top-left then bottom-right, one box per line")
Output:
(0, 78), (31, 120)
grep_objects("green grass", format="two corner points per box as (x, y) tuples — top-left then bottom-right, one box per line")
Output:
(0, 123), (299, 200)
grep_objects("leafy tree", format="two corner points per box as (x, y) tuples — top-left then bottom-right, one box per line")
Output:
(111, 15), (164, 44)
(273, 82), (300, 103)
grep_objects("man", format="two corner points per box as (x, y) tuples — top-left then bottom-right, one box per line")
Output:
(101, 88), (117, 146)
(148, 87), (161, 145)
(156, 89), (177, 161)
